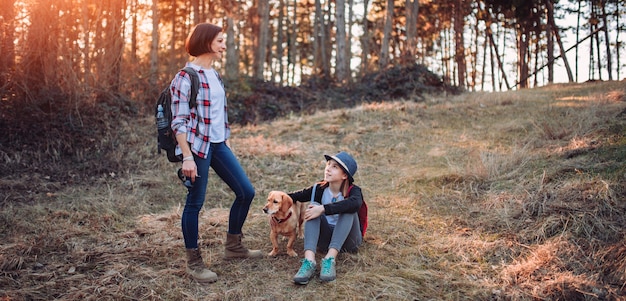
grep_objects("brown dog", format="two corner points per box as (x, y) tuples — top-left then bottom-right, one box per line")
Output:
(263, 191), (307, 257)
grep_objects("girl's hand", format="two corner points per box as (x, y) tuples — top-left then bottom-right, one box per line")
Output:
(304, 204), (325, 221)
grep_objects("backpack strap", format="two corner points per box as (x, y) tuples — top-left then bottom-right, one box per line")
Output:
(347, 185), (368, 237)
(181, 66), (200, 109)
(181, 66), (200, 136)
(310, 184), (317, 203)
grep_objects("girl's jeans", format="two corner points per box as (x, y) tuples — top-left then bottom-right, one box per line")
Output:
(303, 207), (363, 254)
(181, 142), (255, 249)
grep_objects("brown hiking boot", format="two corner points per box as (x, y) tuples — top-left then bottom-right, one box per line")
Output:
(186, 248), (218, 283)
(224, 233), (263, 259)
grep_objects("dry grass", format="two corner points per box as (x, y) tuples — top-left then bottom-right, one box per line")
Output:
(1, 81), (626, 300)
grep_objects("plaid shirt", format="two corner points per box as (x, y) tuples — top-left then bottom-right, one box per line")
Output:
(170, 64), (230, 158)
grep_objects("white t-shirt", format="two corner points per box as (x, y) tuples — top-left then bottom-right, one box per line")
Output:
(206, 68), (226, 143)
(322, 188), (344, 226)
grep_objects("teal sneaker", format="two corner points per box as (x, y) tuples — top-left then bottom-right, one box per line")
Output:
(319, 257), (336, 282)
(293, 259), (316, 285)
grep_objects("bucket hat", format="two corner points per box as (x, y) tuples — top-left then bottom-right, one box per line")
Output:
(324, 151), (357, 182)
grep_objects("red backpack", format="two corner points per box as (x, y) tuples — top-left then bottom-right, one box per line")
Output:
(348, 185), (368, 237)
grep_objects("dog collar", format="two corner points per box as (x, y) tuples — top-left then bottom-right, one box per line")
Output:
(272, 211), (292, 224)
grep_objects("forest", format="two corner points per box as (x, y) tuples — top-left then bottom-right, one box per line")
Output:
(1, 0), (626, 300)
(1, 0), (624, 145)
(0, 0), (624, 106)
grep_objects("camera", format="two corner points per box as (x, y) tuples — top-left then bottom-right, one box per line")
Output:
(177, 168), (199, 189)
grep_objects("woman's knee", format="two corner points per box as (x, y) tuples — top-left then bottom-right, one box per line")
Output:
(236, 184), (255, 204)
(183, 201), (203, 214)
(244, 185), (255, 201)
(184, 192), (205, 213)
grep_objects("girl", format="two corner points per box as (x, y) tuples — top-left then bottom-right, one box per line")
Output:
(287, 151), (364, 284)
(171, 23), (262, 283)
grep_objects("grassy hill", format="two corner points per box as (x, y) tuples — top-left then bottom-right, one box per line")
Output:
(1, 81), (625, 300)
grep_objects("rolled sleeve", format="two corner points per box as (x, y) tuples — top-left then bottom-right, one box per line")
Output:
(170, 73), (193, 135)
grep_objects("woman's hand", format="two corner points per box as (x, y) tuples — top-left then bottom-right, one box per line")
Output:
(182, 160), (198, 182)
(175, 132), (197, 182)
(304, 204), (325, 221)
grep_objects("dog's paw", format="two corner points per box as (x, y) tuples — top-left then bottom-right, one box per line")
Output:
(287, 249), (298, 257)
(268, 249), (279, 257)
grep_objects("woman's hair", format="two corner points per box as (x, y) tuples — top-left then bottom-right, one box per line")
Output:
(185, 23), (223, 57)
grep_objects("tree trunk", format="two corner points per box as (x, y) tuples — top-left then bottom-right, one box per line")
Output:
(488, 28), (495, 91)
(454, 0), (466, 88)
(225, 16), (239, 80)
(130, 0), (138, 65)
(589, 1), (598, 80)
(241, 4), (252, 76)
(404, 0), (419, 64)
(575, 0), (581, 81)
(169, 0), (176, 71)
(192, 0), (200, 25)
(360, 0), (370, 77)
(335, 0), (348, 83)
(314, 0), (324, 76)
(255, 0), (269, 80)
(441, 29), (451, 85)
(314, 0), (331, 78)
(498, 21), (507, 90)
(346, 0), (354, 82)
(545, 0), (573, 82)
(592, 2), (602, 80)
(553, 25), (574, 82)
(616, 0), (621, 80)
(289, 0), (297, 85)
(150, 0), (159, 89)
(481, 25), (488, 91)
(600, 0), (612, 80)
(517, 25), (529, 89)
(487, 27), (510, 90)
(546, 3), (554, 83)
(470, 17), (479, 90)
(81, 0), (91, 86)
(23, 0), (61, 99)
(533, 29), (540, 87)
(323, 0), (332, 77)
(0, 0), (15, 89)
(276, 0), (285, 84)
(380, 0), (394, 69)
(107, 0), (124, 93)
(594, 23), (602, 80)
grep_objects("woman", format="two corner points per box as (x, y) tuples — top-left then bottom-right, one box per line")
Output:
(287, 151), (364, 284)
(170, 23), (262, 283)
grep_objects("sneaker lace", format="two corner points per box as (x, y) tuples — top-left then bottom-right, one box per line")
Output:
(321, 258), (334, 274)
(298, 259), (314, 275)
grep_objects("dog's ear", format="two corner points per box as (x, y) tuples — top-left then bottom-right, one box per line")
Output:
(280, 193), (293, 212)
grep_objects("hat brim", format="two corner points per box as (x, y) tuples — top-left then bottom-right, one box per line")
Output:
(324, 154), (354, 182)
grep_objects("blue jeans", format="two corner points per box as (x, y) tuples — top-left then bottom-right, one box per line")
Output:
(181, 142), (255, 249)
(303, 208), (362, 254)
